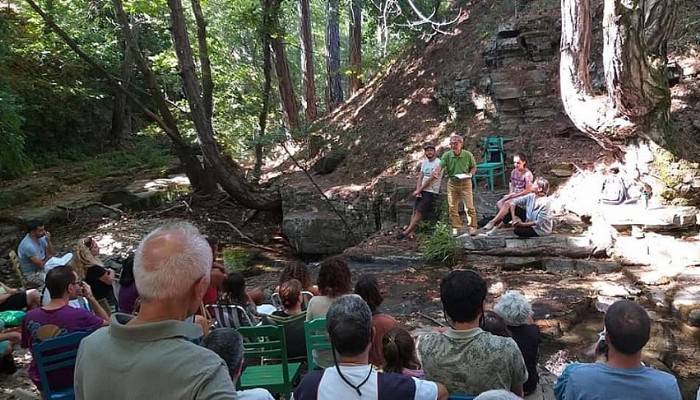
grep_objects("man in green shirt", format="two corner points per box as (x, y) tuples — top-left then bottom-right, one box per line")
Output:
(433, 134), (478, 235)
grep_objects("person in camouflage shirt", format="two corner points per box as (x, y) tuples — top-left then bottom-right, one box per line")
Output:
(417, 270), (527, 397)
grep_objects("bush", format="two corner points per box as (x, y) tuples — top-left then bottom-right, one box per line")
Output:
(419, 221), (462, 265)
(0, 86), (30, 178)
(222, 247), (253, 273)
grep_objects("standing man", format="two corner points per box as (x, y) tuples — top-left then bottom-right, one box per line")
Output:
(398, 143), (443, 240)
(17, 220), (56, 288)
(433, 134), (478, 235)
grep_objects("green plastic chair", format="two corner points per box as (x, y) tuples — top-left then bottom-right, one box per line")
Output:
(304, 318), (331, 370)
(473, 136), (507, 191)
(237, 325), (301, 398)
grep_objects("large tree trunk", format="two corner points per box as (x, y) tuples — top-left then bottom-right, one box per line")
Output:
(299, 0), (318, 121)
(348, 0), (363, 95)
(264, 0), (300, 132)
(254, 7), (274, 181)
(111, 0), (218, 193)
(110, 35), (134, 146)
(560, 0), (676, 148)
(326, 0), (343, 109)
(190, 0), (214, 122)
(167, 0), (281, 210)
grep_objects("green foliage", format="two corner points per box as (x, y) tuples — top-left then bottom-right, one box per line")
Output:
(0, 84), (30, 178)
(222, 247), (253, 273)
(419, 221), (462, 265)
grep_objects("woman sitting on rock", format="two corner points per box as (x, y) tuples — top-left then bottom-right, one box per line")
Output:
(496, 153), (534, 211)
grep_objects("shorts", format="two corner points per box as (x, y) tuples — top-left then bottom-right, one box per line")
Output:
(0, 292), (27, 312)
(414, 191), (438, 216)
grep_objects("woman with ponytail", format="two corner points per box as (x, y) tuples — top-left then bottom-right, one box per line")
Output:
(382, 328), (425, 378)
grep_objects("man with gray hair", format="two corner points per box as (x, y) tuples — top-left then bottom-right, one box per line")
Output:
(293, 295), (448, 400)
(75, 222), (237, 399)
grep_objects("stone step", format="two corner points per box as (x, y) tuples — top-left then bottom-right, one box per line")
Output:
(599, 204), (697, 229)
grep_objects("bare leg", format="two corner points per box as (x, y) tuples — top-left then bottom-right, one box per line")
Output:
(403, 210), (424, 236)
(484, 200), (512, 229)
(26, 289), (41, 309)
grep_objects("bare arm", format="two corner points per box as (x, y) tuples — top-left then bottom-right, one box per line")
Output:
(29, 256), (47, 268)
(98, 269), (114, 285)
(436, 382), (449, 400)
(44, 232), (56, 258)
(81, 283), (110, 322)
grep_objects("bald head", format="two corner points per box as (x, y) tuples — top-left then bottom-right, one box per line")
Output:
(134, 222), (212, 301)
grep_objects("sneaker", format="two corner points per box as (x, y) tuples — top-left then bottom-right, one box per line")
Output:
(482, 221), (495, 230)
(452, 228), (460, 236)
(468, 227), (478, 236)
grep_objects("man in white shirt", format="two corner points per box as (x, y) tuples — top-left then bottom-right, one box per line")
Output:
(293, 295), (448, 400)
(398, 143), (443, 239)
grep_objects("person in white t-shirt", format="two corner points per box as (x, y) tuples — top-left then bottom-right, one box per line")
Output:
(293, 295), (448, 400)
(398, 143), (444, 240)
(202, 328), (274, 400)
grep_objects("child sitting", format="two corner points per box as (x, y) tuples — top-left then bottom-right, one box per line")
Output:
(382, 327), (425, 379)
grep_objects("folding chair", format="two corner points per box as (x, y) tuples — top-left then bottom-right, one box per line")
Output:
(205, 304), (254, 329)
(237, 325), (302, 399)
(473, 136), (507, 191)
(34, 331), (92, 400)
(303, 318), (331, 371)
(271, 290), (314, 311)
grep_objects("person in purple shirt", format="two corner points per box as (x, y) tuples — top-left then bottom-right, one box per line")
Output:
(21, 266), (108, 392)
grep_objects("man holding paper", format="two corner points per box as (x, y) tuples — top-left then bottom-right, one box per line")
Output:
(433, 134), (478, 235)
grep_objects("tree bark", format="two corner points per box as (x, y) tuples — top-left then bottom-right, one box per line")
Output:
(299, 0), (318, 121)
(110, 34), (134, 145)
(326, 0), (343, 109)
(348, 0), (363, 94)
(191, 0), (214, 122)
(560, 0), (676, 148)
(264, 0), (300, 132)
(166, 0), (281, 210)
(254, 6), (274, 181)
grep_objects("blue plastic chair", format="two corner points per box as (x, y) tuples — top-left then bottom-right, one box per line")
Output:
(473, 136), (507, 191)
(34, 331), (92, 400)
(448, 395), (476, 400)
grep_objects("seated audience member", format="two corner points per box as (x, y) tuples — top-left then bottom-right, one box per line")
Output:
(474, 390), (522, 400)
(203, 328), (274, 400)
(382, 328), (425, 378)
(117, 254), (139, 314)
(0, 323), (20, 374)
(418, 270), (527, 396)
(494, 291), (541, 396)
(481, 311), (511, 338)
(72, 237), (116, 314)
(354, 274), (397, 366)
(306, 256), (353, 368)
(482, 177), (553, 237)
(0, 281), (41, 311)
(75, 222), (237, 399)
(218, 272), (258, 326)
(293, 295), (448, 400)
(268, 279), (307, 360)
(496, 153), (534, 210)
(554, 300), (682, 400)
(17, 220), (56, 287)
(202, 238), (227, 305)
(21, 266), (108, 392)
(277, 261), (319, 297)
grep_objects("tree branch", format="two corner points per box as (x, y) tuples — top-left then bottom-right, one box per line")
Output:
(190, 0), (214, 122)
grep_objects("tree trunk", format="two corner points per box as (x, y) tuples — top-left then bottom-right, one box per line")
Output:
(299, 0), (317, 121)
(264, 0), (300, 132)
(191, 0), (214, 122)
(110, 36), (134, 146)
(326, 0), (343, 109)
(348, 0), (362, 95)
(254, 7), (274, 181)
(560, 0), (676, 148)
(166, 0), (281, 210)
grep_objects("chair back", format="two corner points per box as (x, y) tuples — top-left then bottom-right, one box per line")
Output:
(481, 136), (505, 164)
(205, 304), (254, 329)
(272, 290), (314, 311)
(34, 331), (91, 398)
(237, 325), (290, 382)
(8, 250), (26, 288)
(304, 318), (331, 370)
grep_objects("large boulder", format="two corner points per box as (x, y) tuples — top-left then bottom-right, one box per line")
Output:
(282, 211), (357, 255)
